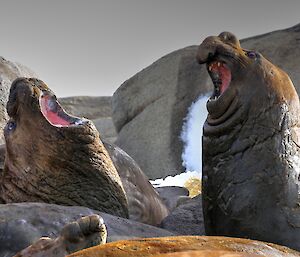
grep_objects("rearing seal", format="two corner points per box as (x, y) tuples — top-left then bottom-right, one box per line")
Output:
(0, 77), (169, 226)
(0, 78), (128, 218)
(198, 32), (300, 250)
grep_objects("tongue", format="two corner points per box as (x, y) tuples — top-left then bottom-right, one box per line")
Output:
(211, 63), (231, 94)
(40, 95), (72, 127)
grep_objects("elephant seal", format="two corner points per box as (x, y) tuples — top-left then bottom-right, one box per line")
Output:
(197, 32), (300, 250)
(0, 77), (168, 225)
(14, 214), (107, 257)
(0, 78), (128, 218)
(103, 141), (169, 225)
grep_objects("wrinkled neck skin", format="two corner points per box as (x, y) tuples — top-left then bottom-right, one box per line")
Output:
(2, 120), (128, 217)
(202, 60), (300, 244)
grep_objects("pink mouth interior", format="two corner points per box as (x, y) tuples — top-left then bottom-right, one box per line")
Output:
(39, 94), (73, 127)
(210, 62), (232, 94)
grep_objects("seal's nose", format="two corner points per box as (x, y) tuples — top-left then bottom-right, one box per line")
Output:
(218, 31), (241, 48)
(196, 36), (219, 64)
(196, 32), (241, 64)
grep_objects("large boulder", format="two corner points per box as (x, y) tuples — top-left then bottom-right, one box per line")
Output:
(0, 203), (175, 257)
(0, 57), (38, 143)
(68, 236), (300, 257)
(112, 23), (300, 179)
(112, 47), (210, 179)
(59, 96), (117, 143)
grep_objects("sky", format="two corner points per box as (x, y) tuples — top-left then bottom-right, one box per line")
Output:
(0, 0), (300, 97)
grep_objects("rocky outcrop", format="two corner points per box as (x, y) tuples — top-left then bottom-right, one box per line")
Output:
(112, 47), (210, 179)
(60, 96), (117, 143)
(160, 195), (204, 235)
(0, 203), (175, 257)
(0, 57), (38, 144)
(67, 236), (300, 257)
(112, 23), (300, 179)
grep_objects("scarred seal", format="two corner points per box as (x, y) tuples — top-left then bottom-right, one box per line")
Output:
(0, 78), (129, 218)
(197, 32), (300, 250)
(0, 77), (168, 226)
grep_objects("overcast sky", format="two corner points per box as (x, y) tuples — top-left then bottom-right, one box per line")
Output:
(1, 0), (300, 97)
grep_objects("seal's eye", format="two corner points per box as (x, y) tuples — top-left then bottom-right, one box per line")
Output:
(246, 51), (257, 59)
(6, 121), (16, 131)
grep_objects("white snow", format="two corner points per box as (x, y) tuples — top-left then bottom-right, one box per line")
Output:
(151, 95), (209, 187)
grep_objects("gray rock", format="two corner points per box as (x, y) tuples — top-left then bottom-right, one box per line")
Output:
(59, 96), (117, 143)
(160, 194), (204, 236)
(155, 186), (190, 211)
(112, 47), (210, 179)
(0, 57), (38, 144)
(112, 23), (300, 179)
(0, 203), (175, 257)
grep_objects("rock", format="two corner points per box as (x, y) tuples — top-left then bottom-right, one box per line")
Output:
(148, 251), (260, 257)
(0, 203), (175, 257)
(160, 195), (204, 235)
(184, 177), (201, 197)
(112, 23), (300, 179)
(0, 57), (38, 144)
(67, 235), (300, 257)
(112, 47), (209, 179)
(155, 186), (190, 211)
(59, 96), (117, 143)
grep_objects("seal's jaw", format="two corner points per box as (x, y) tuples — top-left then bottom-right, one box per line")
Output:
(207, 60), (232, 100)
(39, 92), (85, 128)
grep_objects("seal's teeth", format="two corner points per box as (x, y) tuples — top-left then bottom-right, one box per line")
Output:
(209, 65), (212, 71)
(217, 62), (221, 67)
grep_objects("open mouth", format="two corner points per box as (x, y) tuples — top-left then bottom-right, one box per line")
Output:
(207, 61), (231, 100)
(39, 92), (85, 127)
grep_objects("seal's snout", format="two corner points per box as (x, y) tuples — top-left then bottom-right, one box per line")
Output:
(7, 77), (33, 118)
(197, 32), (241, 65)
(196, 36), (219, 64)
(218, 31), (241, 48)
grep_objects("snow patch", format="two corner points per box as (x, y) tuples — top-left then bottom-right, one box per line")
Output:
(151, 95), (208, 187)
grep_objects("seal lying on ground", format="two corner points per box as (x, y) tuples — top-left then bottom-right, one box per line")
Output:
(0, 78), (128, 218)
(197, 32), (300, 250)
(14, 214), (107, 257)
(0, 77), (168, 225)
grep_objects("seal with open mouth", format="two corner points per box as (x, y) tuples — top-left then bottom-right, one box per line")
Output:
(0, 78), (128, 218)
(198, 32), (300, 250)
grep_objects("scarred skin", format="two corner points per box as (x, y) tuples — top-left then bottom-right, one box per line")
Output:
(198, 32), (300, 250)
(0, 78), (129, 218)
(0, 77), (168, 226)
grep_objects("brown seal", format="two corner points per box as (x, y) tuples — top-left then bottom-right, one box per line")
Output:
(14, 214), (107, 257)
(0, 78), (128, 218)
(197, 32), (300, 250)
(0, 77), (168, 226)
